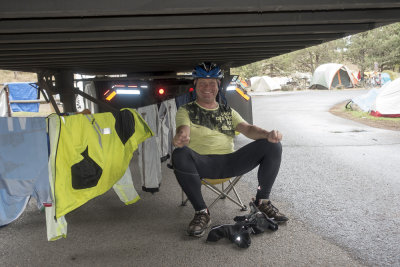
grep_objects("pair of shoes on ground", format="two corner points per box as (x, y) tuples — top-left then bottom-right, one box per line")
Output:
(187, 200), (288, 237)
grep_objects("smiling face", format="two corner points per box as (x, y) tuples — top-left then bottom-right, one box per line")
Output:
(195, 78), (220, 107)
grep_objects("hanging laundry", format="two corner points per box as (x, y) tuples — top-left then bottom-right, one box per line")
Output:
(0, 117), (51, 226)
(45, 164), (139, 241)
(45, 112), (67, 240)
(0, 87), (9, 117)
(158, 99), (177, 161)
(112, 166), (140, 205)
(48, 109), (153, 219)
(4, 83), (40, 113)
(45, 205), (67, 241)
(137, 104), (162, 193)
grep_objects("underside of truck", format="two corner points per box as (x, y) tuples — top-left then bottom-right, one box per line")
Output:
(1, 1), (399, 114)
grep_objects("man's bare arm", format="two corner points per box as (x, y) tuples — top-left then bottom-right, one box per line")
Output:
(235, 122), (282, 143)
(173, 125), (191, 147)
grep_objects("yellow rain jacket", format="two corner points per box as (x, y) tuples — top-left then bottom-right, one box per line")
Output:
(52, 109), (153, 218)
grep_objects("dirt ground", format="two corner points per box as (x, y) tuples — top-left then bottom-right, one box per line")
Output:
(329, 101), (400, 131)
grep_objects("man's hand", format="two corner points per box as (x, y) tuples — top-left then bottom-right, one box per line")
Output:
(236, 122), (283, 143)
(173, 126), (190, 147)
(267, 130), (282, 143)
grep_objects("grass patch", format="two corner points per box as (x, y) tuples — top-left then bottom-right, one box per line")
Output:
(330, 101), (400, 131)
(345, 109), (400, 122)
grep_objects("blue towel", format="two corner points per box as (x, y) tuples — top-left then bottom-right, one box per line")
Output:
(6, 83), (40, 112)
(0, 117), (50, 226)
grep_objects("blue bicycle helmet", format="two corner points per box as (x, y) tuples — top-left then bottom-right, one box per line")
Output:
(192, 62), (224, 79)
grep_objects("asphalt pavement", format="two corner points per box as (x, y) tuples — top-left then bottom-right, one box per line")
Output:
(245, 89), (400, 266)
(2, 89), (394, 266)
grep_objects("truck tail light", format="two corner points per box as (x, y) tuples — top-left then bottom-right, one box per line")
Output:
(105, 90), (117, 101)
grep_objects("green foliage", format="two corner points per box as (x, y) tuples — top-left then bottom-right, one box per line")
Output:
(346, 22), (400, 72)
(231, 61), (263, 79)
(231, 22), (400, 78)
(291, 38), (347, 73)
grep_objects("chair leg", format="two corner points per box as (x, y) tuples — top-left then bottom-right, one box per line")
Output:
(224, 176), (247, 211)
(220, 183), (226, 199)
(181, 190), (189, 206)
(202, 176), (247, 211)
(179, 176), (248, 211)
(229, 180), (247, 211)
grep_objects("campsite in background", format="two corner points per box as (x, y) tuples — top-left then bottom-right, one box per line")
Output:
(347, 77), (400, 118)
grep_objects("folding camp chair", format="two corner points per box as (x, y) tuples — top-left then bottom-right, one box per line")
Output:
(181, 176), (248, 211)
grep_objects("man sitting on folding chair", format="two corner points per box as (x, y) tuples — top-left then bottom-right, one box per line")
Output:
(172, 62), (288, 237)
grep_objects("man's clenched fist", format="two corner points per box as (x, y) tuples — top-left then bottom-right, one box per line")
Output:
(173, 127), (190, 147)
(267, 130), (282, 143)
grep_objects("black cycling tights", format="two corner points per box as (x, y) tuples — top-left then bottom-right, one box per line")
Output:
(172, 139), (282, 211)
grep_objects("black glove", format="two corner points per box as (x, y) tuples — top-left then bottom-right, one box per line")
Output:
(207, 202), (278, 248)
(207, 222), (252, 248)
(234, 201), (278, 234)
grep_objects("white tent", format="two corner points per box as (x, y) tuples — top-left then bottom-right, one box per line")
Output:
(371, 78), (400, 117)
(351, 89), (379, 112)
(310, 63), (357, 89)
(250, 76), (281, 92)
(272, 77), (291, 87)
